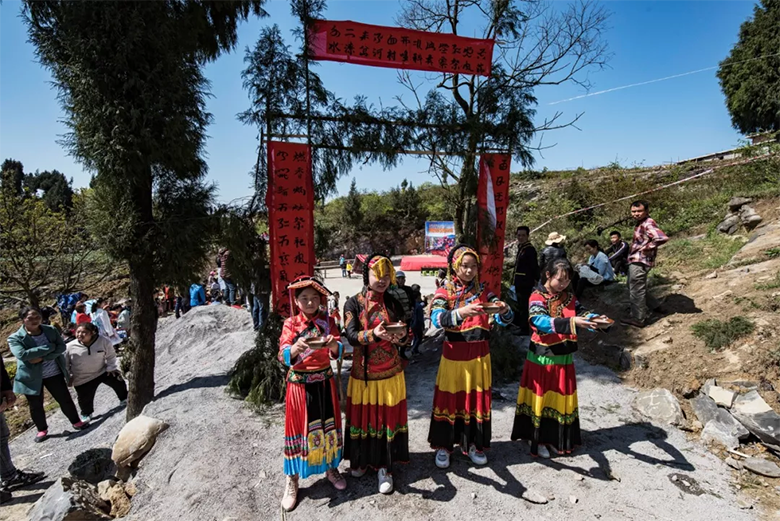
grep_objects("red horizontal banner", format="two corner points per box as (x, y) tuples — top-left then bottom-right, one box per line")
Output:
(309, 20), (494, 77)
(266, 141), (316, 317)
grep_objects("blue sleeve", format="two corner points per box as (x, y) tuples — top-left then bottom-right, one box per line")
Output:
(199, 287), (206, 304)
(494, 307), (514, 327)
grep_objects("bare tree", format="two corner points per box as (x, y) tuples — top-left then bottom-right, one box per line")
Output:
(396, 0), (610, 238)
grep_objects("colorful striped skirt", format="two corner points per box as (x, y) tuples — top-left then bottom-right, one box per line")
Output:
(283, 378), (343, 477)
(344, 371), (409, 470)
(511, 351), (580, 455)
(428, 339), (491, 452)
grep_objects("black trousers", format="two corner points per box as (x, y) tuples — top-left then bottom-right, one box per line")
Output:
(26, 374), (82, 431)
(513, 283), (534, 335)
(74, 372), (128, 417)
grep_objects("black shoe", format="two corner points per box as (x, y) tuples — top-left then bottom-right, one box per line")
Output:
(1, 470), (45, 492)
(0, 490), (11, 504)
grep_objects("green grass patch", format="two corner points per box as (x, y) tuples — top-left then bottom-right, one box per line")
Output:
(765, 247), (780, 259)
(691, 316), (755, 351)
(658, 233), (745, 271)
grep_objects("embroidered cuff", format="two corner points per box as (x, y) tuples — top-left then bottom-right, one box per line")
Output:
(282, 346), (293, 366)
(453, 309), (462, 325)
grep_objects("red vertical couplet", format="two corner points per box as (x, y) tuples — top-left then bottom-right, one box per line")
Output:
(266, 141), (316, 317)
(308, 20), (495, 77)
(476, 154), (511, 298)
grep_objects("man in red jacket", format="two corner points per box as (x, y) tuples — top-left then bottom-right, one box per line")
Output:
(621, 200), (668, 328)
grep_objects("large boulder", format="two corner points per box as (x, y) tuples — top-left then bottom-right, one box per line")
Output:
(731, 391), (780, 446)
(632, 389), (684, 426)
(29, 477), (111, 521)
(112, 415), (169, 468)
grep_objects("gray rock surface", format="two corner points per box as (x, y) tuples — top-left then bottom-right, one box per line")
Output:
(743, 458), (780, 478)
(731, 391), (780, 446)
(739, 206), (763, 229)
(707, 386), (737, 409)
(701, 421), (739, 450)
(7, 305), (757, 521)
(28, 477), (110, 521)
(728, 197), (752, 211)
(632, 388), (685, 425)
(690, 395), (748, 442)
(717, 214), (741, 235)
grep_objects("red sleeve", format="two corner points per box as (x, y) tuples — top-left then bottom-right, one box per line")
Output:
(277, 317), (298, 364)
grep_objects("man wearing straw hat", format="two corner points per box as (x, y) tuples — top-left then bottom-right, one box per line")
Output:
(539, 232), (568, 270)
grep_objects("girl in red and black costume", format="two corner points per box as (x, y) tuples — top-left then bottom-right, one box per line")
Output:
(278, 276), (346, 512)
(428, 245), (513, 469)
(343, 254), (411, 495)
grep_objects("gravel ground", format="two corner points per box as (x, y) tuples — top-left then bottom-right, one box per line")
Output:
(4, 304), (758, 521)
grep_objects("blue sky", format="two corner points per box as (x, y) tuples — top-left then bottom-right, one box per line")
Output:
(0, 1), (757, 203)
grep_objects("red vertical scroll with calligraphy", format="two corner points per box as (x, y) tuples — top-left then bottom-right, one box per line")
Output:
(266, 142), (316, 317)
(309, 20), (494, 77)
(476, 154), (511, 298)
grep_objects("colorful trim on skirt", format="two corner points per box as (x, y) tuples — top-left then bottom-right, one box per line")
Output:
(428, 340), (492, 452)
(284, 378), (343, 477)
(510, 351), (581, 455)
(344, 371), (409, 470)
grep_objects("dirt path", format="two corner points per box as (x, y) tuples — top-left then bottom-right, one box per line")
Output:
(4, 306), (757, 520)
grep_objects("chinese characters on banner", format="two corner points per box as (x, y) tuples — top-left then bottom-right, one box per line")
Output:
(309, 20), (494, 77)
(476, 154), (511, 298)
(266, 142), (316, 317)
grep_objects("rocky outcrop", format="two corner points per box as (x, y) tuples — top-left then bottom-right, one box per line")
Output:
(717, 197), (762, 234)
(28, 477), (111, 521)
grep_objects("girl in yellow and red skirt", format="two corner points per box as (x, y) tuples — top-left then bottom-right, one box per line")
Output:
(278, 276), (346, 511)
(428, 245), (513, 468)
(511, 258), (609, 458)
(343, 254), (411, 494)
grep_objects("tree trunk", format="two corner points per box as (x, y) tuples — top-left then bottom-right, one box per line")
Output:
(126, 258), (157, 420)
(126, 169), (157, 421)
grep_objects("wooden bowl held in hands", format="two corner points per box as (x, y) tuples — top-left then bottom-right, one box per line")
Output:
(480, 303), (502, 314)
(591, 316), (614, 330)
(305, 337), (328, 349)
(384, 323), (407, 336)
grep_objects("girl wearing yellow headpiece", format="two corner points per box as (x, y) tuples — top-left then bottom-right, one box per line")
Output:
(342, 254), (412, 495)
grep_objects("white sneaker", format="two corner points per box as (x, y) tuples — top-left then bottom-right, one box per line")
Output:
(80, 414), (92, 423)
(467, 445), (487, 465)
(537, 444), (551, 459)
(377, 468), (393, 494)
(435, 449), (451, 469)
(281, 475), (298, 512)
(350, 467), (367, 478)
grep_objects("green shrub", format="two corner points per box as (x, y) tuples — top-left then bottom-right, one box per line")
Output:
(4, 361), (16, 381)
(691, 316), (755, 351)
(490, 324), (524, 384)
(227, 313), (286, 408)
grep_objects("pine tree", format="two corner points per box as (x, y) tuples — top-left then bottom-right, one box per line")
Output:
(24, 0), (266, 420)
(718, 0), (780, 134)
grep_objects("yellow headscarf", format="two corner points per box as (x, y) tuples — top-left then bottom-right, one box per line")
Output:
(368, 256), (397, 285)
(450, 245), (480, 286)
